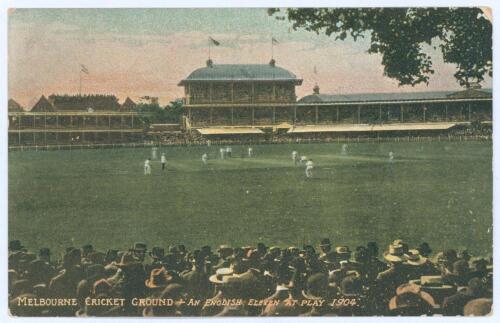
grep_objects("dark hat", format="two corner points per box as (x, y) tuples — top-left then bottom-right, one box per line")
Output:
(39, 248), (51, 257)
(405, 249), (427, 266)
(9, 240), (25, 252)
(340, 276), (363, 297)
(133, 242), (147, 251)
(217, 244), (233, 253)
(302, 273), (328, 300)
(320, 238), (331, 247)
(443, 249), (458, 261)
(145, 267), (169, 289)
(64, 248), (82, 266)
(116, 252), (139, 267)
(463, 277), (487, 297)
(88, 251), (105, 265)
(417, 242), (432, 256)
(149, 247), (165, 260)
(82, 244), (94, 253)
(92, 279), (112, 295)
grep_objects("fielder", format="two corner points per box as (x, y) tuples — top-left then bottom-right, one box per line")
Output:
(220, 148), (225, 160)
(300, 155), (308, 164)
(202, 153), (208, 165)
(144, 158), (151, 175)
(292, 150), (298, 165)
(151, 147), (158, 160)
(341, 144), (348, 156)
(305, 159), (314, 178)
(248, 147), (253, 158)
(389, 151), (394, 163)
(226, 146), (232, 158)
(161, 153), (167, 171)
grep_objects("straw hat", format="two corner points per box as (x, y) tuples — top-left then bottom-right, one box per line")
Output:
(405, 249), (428, 266)
(383, 244), (405, 263)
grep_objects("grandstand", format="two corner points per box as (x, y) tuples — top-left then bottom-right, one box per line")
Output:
(8, 95), (146, 146)
(179, 61), (492, 139)
(8, 61), (493, 146)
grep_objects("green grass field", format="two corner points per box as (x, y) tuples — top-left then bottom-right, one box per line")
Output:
(9, 141), (493, 256)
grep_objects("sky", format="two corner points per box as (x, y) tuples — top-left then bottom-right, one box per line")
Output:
(8, 8), (493, 108)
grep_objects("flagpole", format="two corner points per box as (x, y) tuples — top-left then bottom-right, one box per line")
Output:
(271, 38), (274, 59)
(79, 70), (82, 96)
(208, 38), (211, 60)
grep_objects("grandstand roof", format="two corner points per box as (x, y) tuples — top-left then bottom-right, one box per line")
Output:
(47, 94), (121, 111)
(120, 97), (137, 111)
(179, 63), (302, 85)
(287, 123), (458, 134)
(197, 127), (264, 135)
(298, 88), (492, 104)
(8, 99), (24, 112)
(31, 95), (55, 112)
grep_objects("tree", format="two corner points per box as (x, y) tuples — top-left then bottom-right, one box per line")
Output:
(137, 99), (184, 129)
(269, 8), (492, 88)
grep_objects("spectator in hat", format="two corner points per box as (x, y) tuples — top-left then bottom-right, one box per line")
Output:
(9, 240), (26, 254)
(48, 248), (83, 315)
(112, 251), (147, 314)
(132, 242), (147, 262)
(301, 273), (336, 316)
(442, 277), (489, 316)
(404, 249), (440, 280)
(318, 238), (337, 269)
(145, 267), (170, 295)
(388, 283), (436, 316)
(142, 283), (186, 317)
(336, 276), (367, 315)
(443, 259), (471, 287)
(374, 244), (409, 312)
(38, 248), (52, 264)
(214, 245), (233, 270)
(417, 242), (432, 258)
(366, 242), (388, 282)
(146, 247), (165, 274)
(463, 298), (492, 316)
(329, 261), (353, 288)
(469, 259), (489, 280)
(181, 252), (211, 314)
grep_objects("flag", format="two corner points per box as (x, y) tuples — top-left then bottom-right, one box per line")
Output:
(209, 37), (220, 46)
(80, 64), (89, 74)
(272, 37), (279, 45)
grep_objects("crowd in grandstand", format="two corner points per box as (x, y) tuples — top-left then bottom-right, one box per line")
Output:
(8, 238), (492, 316)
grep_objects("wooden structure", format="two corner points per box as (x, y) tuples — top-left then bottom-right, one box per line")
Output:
(179, 60), (302, 130)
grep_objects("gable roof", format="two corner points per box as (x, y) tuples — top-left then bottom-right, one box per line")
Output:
(298, 89), (492, 104)
(8, 99), (24, 112)
(120, 97), (137, 111)
(47, 94), (121, 111)
(31, 95), (55, 112)
(179, 64), (302, 85)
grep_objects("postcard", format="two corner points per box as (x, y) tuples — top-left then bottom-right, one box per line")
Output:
(6, 6), (493, 317)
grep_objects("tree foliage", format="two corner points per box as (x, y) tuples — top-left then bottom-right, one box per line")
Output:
(269, 8), (492, 88)
(137, 99), (184, 128)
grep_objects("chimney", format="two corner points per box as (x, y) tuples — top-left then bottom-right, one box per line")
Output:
(206, 59), (214, 67)
(313, 84), (320, 94)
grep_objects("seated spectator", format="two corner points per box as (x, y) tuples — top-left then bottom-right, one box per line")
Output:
(442, 277), (489, 316)
(388, 283), (436, 316)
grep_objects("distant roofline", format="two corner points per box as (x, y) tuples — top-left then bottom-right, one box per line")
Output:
(179, 63), (302, 86)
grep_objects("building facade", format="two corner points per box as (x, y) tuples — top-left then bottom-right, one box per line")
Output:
(179, 59), (302, 129)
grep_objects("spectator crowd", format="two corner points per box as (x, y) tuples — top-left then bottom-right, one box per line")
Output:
(8, 238), (492, 317)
